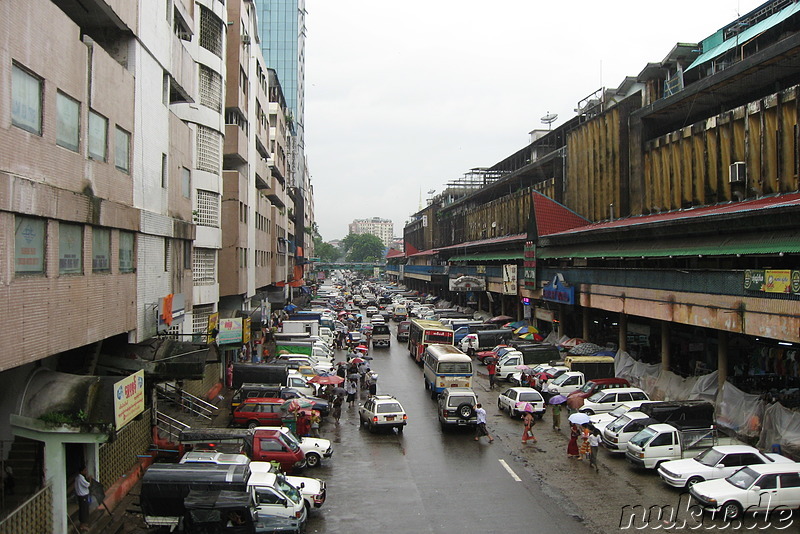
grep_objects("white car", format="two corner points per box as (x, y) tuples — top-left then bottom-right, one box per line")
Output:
(365, 306), (379, 316)
(589, 401), (650, 433)
(578, 387), (650, 415)
(658, 445), (793, 489)
(270, 426), (333, 468)
(358, 394), (407, 433)
(689, 463), (800, 520)
(497, 387), (546, 418)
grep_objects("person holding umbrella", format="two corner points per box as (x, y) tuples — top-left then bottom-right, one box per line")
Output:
(522, 410), (537, 444)
(549, 394), (567, 432)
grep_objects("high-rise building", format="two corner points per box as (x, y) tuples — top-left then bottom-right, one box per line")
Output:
(349, 218), (394, 248)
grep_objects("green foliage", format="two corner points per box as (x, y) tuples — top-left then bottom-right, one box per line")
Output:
(342, 233), (385, 262)
(40, 410), (88, 426)
(314, 237), (340, 262)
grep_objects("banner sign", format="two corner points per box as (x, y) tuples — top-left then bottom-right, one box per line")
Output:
(113, 370), (145, 430)
(218, 317), (243, 345)
(523, 241), (537, 289)
(542, 274), (574, 305)
(744, 269), (798, 294)
(502, 264), (518, 295)
(449, 275), (486, 292)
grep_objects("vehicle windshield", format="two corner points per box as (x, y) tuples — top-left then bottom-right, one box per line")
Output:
(607, 415), (632, 433)
(551, 373), (571, 386)
(608, 405), (631, 418)
(276, 476), (302, 504)
(579, 382), (595, 393)
(725, 467), (758, 489)
(694, 448), (725, 467)
(438, 362), (472, 374)
(377, 403), (403, 413)
(587, 391), (606, 403)
(629, 427), (657, 447)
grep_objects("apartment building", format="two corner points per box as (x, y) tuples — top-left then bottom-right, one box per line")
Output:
(349, 217), (394, 248)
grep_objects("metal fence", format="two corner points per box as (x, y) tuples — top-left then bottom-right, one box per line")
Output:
(0, 484), (52, 534)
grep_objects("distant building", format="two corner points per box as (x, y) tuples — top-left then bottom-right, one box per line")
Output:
(348, 217), (394, 248)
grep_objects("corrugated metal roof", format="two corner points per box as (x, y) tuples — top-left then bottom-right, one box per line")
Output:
(538, 231), (800, 259)
(449, 251), (525, 262)
(436, 233), (526, 252)
(687, 3), (800, 72)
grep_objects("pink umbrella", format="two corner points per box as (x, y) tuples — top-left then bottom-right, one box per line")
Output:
(559, 337), (586, 349)
(309, 375), (345, 385)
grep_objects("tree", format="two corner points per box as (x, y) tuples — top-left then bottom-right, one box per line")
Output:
(314, 236), (339, 262)
(341, 233), (385, 262)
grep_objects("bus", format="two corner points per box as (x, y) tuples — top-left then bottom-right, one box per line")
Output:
(422, 344), (473, 398)
(408, 319), (454, 363)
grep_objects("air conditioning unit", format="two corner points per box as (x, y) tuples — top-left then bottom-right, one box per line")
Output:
(729, 162), (746, 184)
(242, 35), (251, 45)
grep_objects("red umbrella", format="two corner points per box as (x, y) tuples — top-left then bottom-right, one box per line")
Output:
(559, 337), (586, 349)
(485, 315), (514, 324)
(309, 375), (345, 385)
(350, 357), (366, 364)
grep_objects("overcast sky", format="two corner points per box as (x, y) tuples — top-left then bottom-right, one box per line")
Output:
(304, 0), (765, 242)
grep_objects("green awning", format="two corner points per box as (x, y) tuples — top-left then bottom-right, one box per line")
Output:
(687, 3), (800, 72)
(538, 232), (800, 260)
(449, 251), (524, 262)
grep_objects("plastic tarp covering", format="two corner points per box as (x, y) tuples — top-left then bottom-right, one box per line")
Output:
(543, 331), (562, 346)
(614, 351), (660, 391)
(716, 382), (764, 438)
(650, 370), (718, 402)
(758, 402), (800, 460)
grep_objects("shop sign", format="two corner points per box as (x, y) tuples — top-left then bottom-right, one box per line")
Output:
(113, 370), (144, 430)
(523, 241), (537, 289)
(207, 312), (219, 341)
(535, 308), (554, 322)
(449, 275), (486, 292)
(157, 293), (186, 333)
(218, 317), (243, 345)
(502, 264), (518, 295)
(242, 317), (252, 343)
(744, 269), (796, 294)
(542, 274), (574, 305)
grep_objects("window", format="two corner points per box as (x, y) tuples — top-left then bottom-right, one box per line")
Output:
(88, 110), (108, 161)
(631, 392), (649, 401)
(15, 216), (45, 274)
(617, 393), (633, 402)
(192, 248), (216, 285)
(119, 231), (135, 272)
(56, 92), (80, 151)
(162, 71), (169, 105)
(12, 63), (42, 135)
(115, 127), (130, 173)
(199, 6), (223, 57)
(780, 473), (800, 488)
(59, 223), (83, 274)
(181, 167), (191, 198)
(198, 66), (222, 112)
(756, 474), (778, 490)
(196, 190), (220, 227)
(183, 240), (192, 269)
(161, 153), (168, 188)
(92, 228), (110, 272)
(192, 304), (214, 333)
(196, 125), (221, 174)
(650, 433), (673, 447)
(164, 238), (171, 271)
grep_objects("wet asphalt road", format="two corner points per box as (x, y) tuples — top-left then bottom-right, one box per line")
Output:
(305, 324), (591, 534)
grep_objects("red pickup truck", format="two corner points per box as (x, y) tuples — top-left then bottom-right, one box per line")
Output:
(243, 428), (306, 472)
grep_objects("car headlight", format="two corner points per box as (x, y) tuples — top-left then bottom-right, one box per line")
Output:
(638, 452), (644, 458)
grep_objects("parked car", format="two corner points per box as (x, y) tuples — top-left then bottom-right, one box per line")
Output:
(578, 387), (650, 415)
(437, 387), (478, 430)
(358, 394), (407, 433)
(475, 345), (511, 364)
(565, 378), (632, 410)
(232, 397), (284, 428)
(588, 401), (650, 433)
(497, 387), (546, 419)
(690, 463), (800, 520)
(658, 445), (793, 489)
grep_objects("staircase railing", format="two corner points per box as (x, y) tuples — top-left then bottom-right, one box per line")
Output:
(154, 411), (191, 444)
(155, 382), (218, 421)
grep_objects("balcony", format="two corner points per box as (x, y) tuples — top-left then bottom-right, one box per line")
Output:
(224, 124), (247, 165)
(170, 34), (195, 102)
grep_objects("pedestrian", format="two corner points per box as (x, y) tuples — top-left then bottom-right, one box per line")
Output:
(551, 402), (562, 431)
(588, 427), (601, 471)
(521, 411), (537, 443)
(310, 412), (321, 438)
(3, 464), (14, 495)
(474, 403), (494, 443)
(296, 412), (311, 437)
(579, 423), (592, 461)
(345, 379), (358, 406)
(74, 465), (92, 532)
(366, 372), (378, 396)
(226, 361), (234, 389)
(486, 359), (497, 390)
(331, 395), (343, 424)
(567, 423), (580, 458)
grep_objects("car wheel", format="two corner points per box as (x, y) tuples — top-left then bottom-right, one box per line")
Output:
(457, 403), (475, 419)
(583, 409), (595, 416)
(497, 399), (503, 410)
(722, 501), (742, 521)
(305, 453), (321, 468)
(247, 420), (259, 429)
(686, 476), (703, 489)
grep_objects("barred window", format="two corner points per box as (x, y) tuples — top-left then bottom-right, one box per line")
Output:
(192, 248), (216, 285)
(199, 6), (223, 57)
(165, 323), (182, 339)
(192, 304), (215, 334)
(199, 65), (222, 112)
(196, 189), (220, 227)
(196, 124), (221, 174)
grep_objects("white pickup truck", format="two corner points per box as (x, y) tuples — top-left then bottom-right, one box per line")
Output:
(546, 371), (586, 397)
(625, 423), (741, 470)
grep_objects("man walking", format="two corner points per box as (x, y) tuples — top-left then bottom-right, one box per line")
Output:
(486, 359), (497, 390)
(474, 403), (494, 443)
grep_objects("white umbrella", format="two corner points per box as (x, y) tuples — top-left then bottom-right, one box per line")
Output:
(568, 412), (590, 425)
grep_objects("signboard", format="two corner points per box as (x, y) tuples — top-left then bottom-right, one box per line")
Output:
(523, 241), (537, 289)
(207, 312), (219, 339)
(449, 275), (487, 292)
(502, 264), (518, 295)
(217, 317), (243, 345)
(113, 370), (145, 430)
(744, 269), (797, 294)
(157, 293), (186, 333)
(542, 274), (575, 305)
(242, 317), (252, 344)
(373, 267), (380, 279)
(535, 308), (555, 322)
